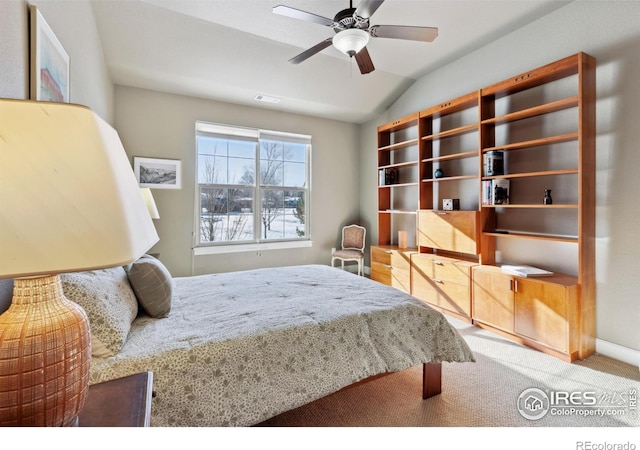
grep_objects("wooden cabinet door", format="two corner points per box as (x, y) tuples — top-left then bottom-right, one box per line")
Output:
(472, 267), (514, 332)
(514, 278), (573, 353)
(417, 210), (479, 255)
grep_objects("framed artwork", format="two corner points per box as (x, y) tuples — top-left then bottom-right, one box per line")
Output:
(30, 5), (69, 102)
(134, 157), (182, 189)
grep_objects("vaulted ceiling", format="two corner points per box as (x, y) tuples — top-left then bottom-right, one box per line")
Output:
(91, 0), (571, 123)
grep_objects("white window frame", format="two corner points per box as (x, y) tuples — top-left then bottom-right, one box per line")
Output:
(194, 121), (312, 254)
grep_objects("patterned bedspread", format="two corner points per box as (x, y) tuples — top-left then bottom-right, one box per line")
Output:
(89, 264), (474, 426)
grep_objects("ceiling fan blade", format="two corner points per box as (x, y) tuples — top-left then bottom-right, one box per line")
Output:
(370, 25), (438, 42)
(355, 0), (385, 19)
(288, 38), (333, 64)
(355, 47), (375, 74)
(273, 5), (337, 27)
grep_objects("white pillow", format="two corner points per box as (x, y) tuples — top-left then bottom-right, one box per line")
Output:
(61, 267), (138, 357)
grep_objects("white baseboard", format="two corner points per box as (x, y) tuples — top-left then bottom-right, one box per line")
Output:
(595, 338), (640, 369)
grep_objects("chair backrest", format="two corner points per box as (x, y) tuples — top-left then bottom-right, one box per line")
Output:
(342, 225), (366, 252)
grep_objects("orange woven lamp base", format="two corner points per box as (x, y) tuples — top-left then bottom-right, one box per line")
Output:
(0, 274), (91, 426)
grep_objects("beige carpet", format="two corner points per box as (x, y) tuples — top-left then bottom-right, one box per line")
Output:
(257, 317), (639, 427)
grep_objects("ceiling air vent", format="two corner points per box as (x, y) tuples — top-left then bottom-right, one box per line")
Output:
(254, 94), (281, 104)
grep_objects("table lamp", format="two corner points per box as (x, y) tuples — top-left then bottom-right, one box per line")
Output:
(0, 99), (159, 426)
(140, 188), (160, 219)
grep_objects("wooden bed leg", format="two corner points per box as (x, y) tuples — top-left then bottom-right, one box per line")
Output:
(422, 363), (442, 399)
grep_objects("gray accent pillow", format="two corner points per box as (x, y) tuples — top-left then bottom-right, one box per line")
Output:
(61, 267), (139, 358)
(0, 279), (13, 315)
(125, 254), (173, 318)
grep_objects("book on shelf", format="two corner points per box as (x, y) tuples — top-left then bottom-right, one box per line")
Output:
(482, 178), (510, 205)
(500, 264), (554, 277)
(378, 168), (399, 186)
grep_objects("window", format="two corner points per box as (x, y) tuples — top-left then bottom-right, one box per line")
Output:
(195, 122), (311, 249)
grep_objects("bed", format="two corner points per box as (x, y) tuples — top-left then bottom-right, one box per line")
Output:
(59, 260), (474, 427)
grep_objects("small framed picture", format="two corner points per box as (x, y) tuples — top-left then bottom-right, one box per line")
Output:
(134, 157), (182, 189)
(30, 5), (69, 102)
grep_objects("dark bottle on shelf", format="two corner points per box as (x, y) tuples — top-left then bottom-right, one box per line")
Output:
(544, 189), (553, 205)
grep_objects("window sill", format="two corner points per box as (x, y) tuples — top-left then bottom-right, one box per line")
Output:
(193, 240), (313, 256)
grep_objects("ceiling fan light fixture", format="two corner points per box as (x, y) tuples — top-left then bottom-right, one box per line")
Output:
(332, 28), (369, 57)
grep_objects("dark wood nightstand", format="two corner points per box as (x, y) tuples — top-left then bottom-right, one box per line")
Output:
(78, 372), (153, 427)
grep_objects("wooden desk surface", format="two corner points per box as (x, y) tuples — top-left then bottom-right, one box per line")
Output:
(78, 372), (153, 427)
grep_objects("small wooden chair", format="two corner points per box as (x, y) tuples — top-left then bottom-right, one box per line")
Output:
(331, 224), (366, 276)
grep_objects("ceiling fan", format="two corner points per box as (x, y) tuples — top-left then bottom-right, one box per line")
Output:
(273, 0), (438, 75)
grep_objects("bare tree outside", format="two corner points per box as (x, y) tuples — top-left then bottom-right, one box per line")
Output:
(198, 139), (253, 243)
(196, 127), (309, 245)
(261, 141), (285, 239)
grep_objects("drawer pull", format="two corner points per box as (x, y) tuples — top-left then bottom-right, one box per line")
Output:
(437, 212), (448, 215)
(433, 278), (443, 284)
(386, 265), (392, 269)
(385, 250), (393, 254)
(434, 260), (444, 266)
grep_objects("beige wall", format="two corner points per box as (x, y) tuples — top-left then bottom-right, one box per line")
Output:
(0, 0), (114, 121)
(0, 1), (29, 99)
(360, 1), (640, 354)
(114, 86), (362, 277)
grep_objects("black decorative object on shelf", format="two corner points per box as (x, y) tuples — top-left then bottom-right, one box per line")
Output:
(434, 168), (444, 178)
(544, 189), (553, 205)
(385, 168), (399, 185)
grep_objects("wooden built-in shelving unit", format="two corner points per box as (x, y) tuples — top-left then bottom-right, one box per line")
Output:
(372, 53), (596, 362)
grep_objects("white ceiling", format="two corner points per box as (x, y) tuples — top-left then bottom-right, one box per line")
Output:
(90, 0), (571, 123)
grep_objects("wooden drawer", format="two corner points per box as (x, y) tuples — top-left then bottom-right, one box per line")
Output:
(370, 246), (415, 294)
(411, 253), (474, 318)
(417, 210), (480, 255)
(371, 246), (414, 268)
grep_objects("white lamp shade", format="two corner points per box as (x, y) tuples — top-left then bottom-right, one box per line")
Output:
(0, 100), (159, 278)
(140, 188), (160, 219)
(332, 28), (370, 56)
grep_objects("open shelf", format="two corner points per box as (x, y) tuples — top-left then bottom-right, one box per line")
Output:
(378, 182), (419, 189)
(421, 123), (478, 141)
(379, 210), (418, 215)
(482, 168), (578, 180)
(481, 96), (579, 126)
(378, 138), (419, 152)
(422, 150), (478, 163)
(482, 133), (578, 153)
(483, 230), (578, 243)
(379, 160), (419, 170)
(483, 203), (578, 209)
(422, 175), (478, 183)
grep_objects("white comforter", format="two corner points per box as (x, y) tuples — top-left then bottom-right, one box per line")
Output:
(89, 264), (474, 426)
